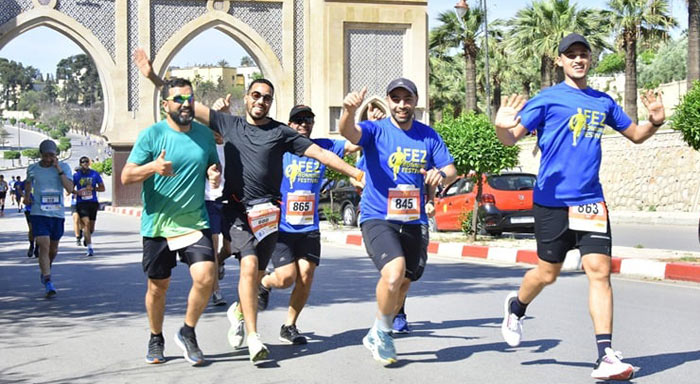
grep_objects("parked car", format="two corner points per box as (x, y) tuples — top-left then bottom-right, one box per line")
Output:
(431, 172), (537, 236)
(318, 178), (362, 227)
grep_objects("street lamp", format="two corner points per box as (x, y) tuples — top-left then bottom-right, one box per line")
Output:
(454, 0), (491, 119)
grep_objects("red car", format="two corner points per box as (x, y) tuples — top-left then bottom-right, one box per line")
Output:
(431, 172), (537, 236)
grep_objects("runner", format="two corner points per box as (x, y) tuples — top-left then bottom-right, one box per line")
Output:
(494, 33), (666, 381)
(24, 140), (73, 298)
(135, 47), (365, 364)
(14, 175), (25, 212)
(0, 174), (8, 216)
(72, 156), (105, 256)
(339, 78), (457, 365)
(254, 104), (361, 345)
(69, 175), (83, 247)
(121, 77), (221, 366)
(24, 191), (38, 258)
(9, 176), (17, 206)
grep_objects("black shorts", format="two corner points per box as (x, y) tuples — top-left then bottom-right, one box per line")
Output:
(76, 201), (99, 220)
(0, 191), (6, 199)
(142, 229), (215, 279)
(271, 230), (321, 268)
(360, 220), (429, 282)
(534, 203), (612, 264)
(224, 204), (278, 271)
(206, 200), (232, 240)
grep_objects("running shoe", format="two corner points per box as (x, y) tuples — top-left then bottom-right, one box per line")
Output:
(83, 239), (87, 247)
(226, 301), (246, 349)
(212, 290), (226, 306)
(501, 291), (523, 347)
(45, 281), (56, 298)
(145, 335), (165, 364)
(258, 283), (271, 311)
(75, 236), (82, 246)
(247, 332), (270, 363)
(33, 246), (39, 258)
(86, 247), (94, 257)
(392, 314), (410, 334)
(362, 327), (397, 365)
(27, 244), (34, 258)
(279, 324), (307, 345)
(218, 262), (225, 280)
(591, 348), (635, 380)
(173, 327), (205, 366)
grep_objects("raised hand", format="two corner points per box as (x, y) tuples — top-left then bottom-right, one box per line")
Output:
(207, 163), (221, 188)
(153, 150), (174, 176)
(212, 93), (232, 113)
(367, 103), (386, 121)
(640, 89), (665, 126)
(421, 168), (444, 189)
(133, 48), (154, 78)
(495, 94), (527, 130)
(343, 87), (368, 113)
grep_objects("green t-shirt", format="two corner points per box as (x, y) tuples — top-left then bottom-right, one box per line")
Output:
(127, 120), (219, 238)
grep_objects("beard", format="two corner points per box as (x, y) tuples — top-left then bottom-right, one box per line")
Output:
(169, 107), (193, 125)
(391, 109), (414, 124)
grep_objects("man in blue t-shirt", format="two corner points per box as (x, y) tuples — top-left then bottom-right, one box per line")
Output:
(72, 156), (105, 256)
(255, 105), (362, 345)
(340, 78), (457, 365)
(494, 34), (666, 381)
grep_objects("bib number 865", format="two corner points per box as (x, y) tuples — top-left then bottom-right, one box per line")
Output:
(292, 201), (311, 212)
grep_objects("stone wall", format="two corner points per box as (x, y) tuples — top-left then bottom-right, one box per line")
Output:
(517, 131), (700, 212)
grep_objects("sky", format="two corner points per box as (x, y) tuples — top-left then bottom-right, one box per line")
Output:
(0, 0), (689, 78)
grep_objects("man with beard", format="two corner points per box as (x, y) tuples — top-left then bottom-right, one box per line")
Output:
(134, 49), (364, 364)
(339, 78), (457, 365)
(72, 156), (105, 256)
(121, 77), (221, 366)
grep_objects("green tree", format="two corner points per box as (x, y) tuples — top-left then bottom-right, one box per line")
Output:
(429, 48), (464, 119)
(638, 36), (687, 88)
(56, 54), (102, 106)
(430, 7), (485, 112)
(672, 80), (700, 150)
(607, 0), (677, 122)
(594, 51), (626, 74)
(240, 56), (255, 67)
(3, 150), (20, 166)
(689, 0), (700, 83)
(21, 148), (40, 163)
(0, 58), (38, 110)
(435, 112), (520, 241)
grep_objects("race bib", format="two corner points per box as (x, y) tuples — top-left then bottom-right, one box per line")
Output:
(285, 190), (315, 225)
(568, 202), (608, 233)
(386, 184), (420, 222)
(166, 230), (203, 251)
(40, 193), (62, 211)
(247, 202), (280, 241)
(78, 188), (93, 198)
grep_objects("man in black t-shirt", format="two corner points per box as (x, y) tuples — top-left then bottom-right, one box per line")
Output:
(135, 48), (364, 364)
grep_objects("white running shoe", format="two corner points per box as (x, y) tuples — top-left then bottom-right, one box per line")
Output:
(591, 348), (635, 381)
(501, 291), (524, 347)
(212, 290), (226, 306)
(362, 326), (397, 365)
(247, 332), (270, 363)
(226, 301), (246, 349)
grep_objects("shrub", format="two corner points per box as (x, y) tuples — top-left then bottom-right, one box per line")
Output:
(91, 161), (104, 174)
(102, 157), (112, 176)
(49, 129), (63, 139)
(21, 148), (41, 160)
(3, 150), (20, 160)
(9, 118), (16, 125)
(672, 80), (700, 150)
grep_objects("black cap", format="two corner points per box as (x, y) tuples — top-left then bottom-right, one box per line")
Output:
(386, 77), (418, 96)
(558, 33), (591, 55)
(39, 139), (57, 154)
(289, 105), (315, 120)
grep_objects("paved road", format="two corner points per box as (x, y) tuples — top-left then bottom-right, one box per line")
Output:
(611, 223), (699, 253)
(1, 210), (699, 383)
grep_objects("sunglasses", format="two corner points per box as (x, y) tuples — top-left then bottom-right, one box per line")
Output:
(249, 91), (273, 104)
(165, 94), (194, 104)
(80, 160), (90, 164)
(291, 117), (314, 125)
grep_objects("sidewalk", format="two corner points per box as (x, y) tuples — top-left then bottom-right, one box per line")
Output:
(106, 206), (700, 284)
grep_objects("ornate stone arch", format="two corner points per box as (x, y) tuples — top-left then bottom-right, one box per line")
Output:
(357, 96), (388, 121)
(0, 9), (117, 134)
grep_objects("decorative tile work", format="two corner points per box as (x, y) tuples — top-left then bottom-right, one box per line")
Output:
(229, 1), (283, 64)
(127, 0), (138, 111)
(293, 0), (304, 104)
(56, 0), (116, 60)
(150, 0), (207, 59)
(0, 0), (33, 29)
(346, 29), (405, 98)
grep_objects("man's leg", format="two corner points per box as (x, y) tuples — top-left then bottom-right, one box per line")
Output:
(81, 216), (93, 253)
(238, 255), (260, 334)
(146, 278), (171, 334)
(184, 260), (216, 327)
(286, 259), (316, 326)
(376, 257), (407, 328)
(73, 212), (82, 243)
(518, 259), (563, 304)
(262, 263), (297, 291)
(35, 235), (51, 277)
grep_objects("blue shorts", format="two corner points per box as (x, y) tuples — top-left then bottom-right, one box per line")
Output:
(30, 215), (65, 240)
(205, 200), (231, 240)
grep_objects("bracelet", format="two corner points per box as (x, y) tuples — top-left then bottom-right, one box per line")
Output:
(438, 170), (447, 179)
(355, 170), (365, 183)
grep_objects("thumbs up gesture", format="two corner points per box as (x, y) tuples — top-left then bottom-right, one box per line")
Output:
(153, 149), (174, 176)
(212, 93), (232, 113)
(343, 87), (367, 113)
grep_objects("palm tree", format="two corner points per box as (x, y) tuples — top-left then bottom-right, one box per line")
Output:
(430, 7), (485, 113)
(689, 0), (700, 83)
(607, 0), (677, 123)
(509, 0), (611, 89)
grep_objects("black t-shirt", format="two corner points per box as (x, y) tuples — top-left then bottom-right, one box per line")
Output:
(209, 110), (314, 206)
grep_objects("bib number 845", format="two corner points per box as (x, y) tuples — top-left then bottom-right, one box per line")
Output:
(394, 198), (415, 210)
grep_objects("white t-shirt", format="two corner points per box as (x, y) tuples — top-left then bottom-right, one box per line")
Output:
(205, 144), (226, 201)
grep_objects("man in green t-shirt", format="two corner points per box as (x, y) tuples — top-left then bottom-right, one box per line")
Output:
(122, 77), (221, 366)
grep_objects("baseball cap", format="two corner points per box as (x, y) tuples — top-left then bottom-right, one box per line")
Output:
(39, 139), (58, 155)
(558, 33), (591, 55)
(289, 105), (315, 120)
(386, 78), (418, 97)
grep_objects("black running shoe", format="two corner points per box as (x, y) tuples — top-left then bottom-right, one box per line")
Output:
(27, 245), (34, 258)
(76, 237), (82, 246)
(279, 324), (307, 345)
(174, 327), (204, 366)
(145, 335), (165, 364)
(258, 283), (271, 311)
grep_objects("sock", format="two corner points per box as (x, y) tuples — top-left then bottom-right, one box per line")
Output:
(234, 303), (244, 321)
(87, 244), (93, 251)
(510, 297), (528, 318)
(596, 334), (612, 359)
(41, 274), (51, 284)
(150, 332), (164, 340)
(374, 315), (393, 333)
(182, 323), (195, 338)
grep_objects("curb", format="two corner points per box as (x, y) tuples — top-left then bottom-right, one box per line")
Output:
(105, 206), (142, 217)
(326, 233), (700, 284)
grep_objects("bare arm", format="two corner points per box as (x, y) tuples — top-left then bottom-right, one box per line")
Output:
(423, 163), (458, 191)
(96, 182), (106, 193)
(494, 95), (530, 146)
(343, 141), (362, 156)
(23, 179), (32, 206)
(121, 150), (174, 185)
(303, 144), (364, 184)
(338, 87), (367, 145)
(620, 90), (665, 144)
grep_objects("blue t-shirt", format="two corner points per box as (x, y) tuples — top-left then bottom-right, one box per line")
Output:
(279, 138), (346, 233)
(519, 82), (632, 207)
(73, 169), (103, 203)
(26, 162), (72, 218)
(357, 118), (453, 225)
